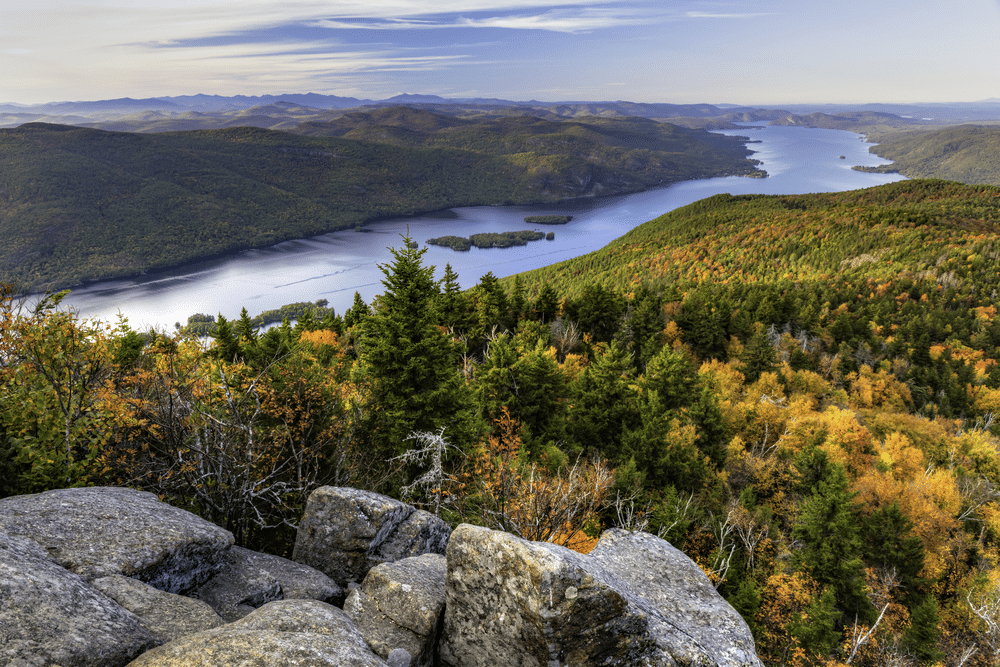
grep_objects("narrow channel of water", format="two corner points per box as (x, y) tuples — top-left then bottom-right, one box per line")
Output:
(64, 124), (905, 330)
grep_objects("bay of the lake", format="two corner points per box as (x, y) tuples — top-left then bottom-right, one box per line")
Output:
(64, 124), (906, 330)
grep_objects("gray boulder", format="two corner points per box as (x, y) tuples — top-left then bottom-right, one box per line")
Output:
(191, 545), (345, 621)
(345, 553), (447, 667)
(292, 486), (450, 588)
(92, 574), (226, 643)
(0, 486), (234, 593)
(0, 531), (158, 667)
(125, 599), (388, 667)
(439, 524), (763, 667)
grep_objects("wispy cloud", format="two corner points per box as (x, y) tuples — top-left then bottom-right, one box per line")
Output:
(310, 5), (665, 34)
(685, 11), (777, 19)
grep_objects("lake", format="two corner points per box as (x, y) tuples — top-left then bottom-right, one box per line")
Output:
(63, 124), (906, 330)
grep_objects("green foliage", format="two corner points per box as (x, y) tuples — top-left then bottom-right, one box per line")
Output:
(790, 588), (843, 660)
(865, 124), (1000, 186)
(793, 449), (874, 625)
(903, 594), (944, 664)
(359, 236), (477, 467)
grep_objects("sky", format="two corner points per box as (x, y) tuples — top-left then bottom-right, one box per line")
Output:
(4, 0), (1000, 106)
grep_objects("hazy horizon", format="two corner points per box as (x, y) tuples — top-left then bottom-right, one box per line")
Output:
(5, 1), (1000, 107)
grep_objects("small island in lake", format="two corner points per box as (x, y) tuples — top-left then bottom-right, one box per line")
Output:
(427, 230), (547, 251)
(524, 215), (573, 224)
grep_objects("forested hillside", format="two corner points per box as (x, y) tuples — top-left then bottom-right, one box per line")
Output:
(0, 109), (758, 291)
(862, 125), (1000, 186)
(5, 179), (1000, 665)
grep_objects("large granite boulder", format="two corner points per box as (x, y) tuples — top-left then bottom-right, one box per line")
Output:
(292, 487), (450, 588)
(439, 525), (763, 667)
(0, 486), (234, 593)
(126, 599), (388, 667)
(345, 553), (447, 667)
(91, 574), (226, 643)
(192, 545), (345, 621)
(0, 531), (158, 667)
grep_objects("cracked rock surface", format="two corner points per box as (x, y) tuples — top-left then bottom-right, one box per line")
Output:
(345, 553), (447, 667)
(439, 525), (763, 667)
(0, 531), (158, 667)
(292, 486), (450, 588)
(0, 487), (234, 593)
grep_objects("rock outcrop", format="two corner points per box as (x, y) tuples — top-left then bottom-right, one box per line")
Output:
(91, 574), (226, 643)
(345, 553), (447, 667)
(0, 486), (234, 593)
(1, 485), (766, 667)
(0, 531), (158, 667)
(125, 599), (388, 667)
(439, 524), (763, 667)
(292, 486), (451, 588)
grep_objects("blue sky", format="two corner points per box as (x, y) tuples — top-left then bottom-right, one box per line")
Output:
(4, 0), (1000, 105)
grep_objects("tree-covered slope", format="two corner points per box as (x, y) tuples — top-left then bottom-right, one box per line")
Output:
(511, 179), (1000, 296)
(0, 110), (758, 290)
(862, 125), (1000, 185)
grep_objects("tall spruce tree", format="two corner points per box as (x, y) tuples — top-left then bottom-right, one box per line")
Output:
(793, 448), (875, 625)
(360, 235), (476, 463)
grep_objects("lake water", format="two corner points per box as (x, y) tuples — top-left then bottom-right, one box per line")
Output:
(63, 124), (905, 330)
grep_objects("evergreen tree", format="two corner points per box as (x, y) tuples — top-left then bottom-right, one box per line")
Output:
(622, 283), (664, 371)
(790, 587), (843, 659)
(676, 289), (728, 361)
(902, 594), (943, 664)
(360, 236), (476, 464)
(740, 322), (777, 384)
(211, 314), (241, 362)
(436, 263), (469, 333)
(793, 448), (874, 625)
(568, 283), (625, 343)
(534, 283), (560, 323)
(642, 345), (697, 411)
(474, 271), (509, 336)
(620, 389), (710, 492)
(690, 384), (728, 470)
(514, 340), (568, 455)
(343, 291), (372, 330)
(509, 275), (528, 324)
(860, 502), (927, 605)
(568, 340), (639, 458)
(474, 332), (519, 428)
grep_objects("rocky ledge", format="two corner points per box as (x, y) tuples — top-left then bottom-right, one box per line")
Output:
(0, 486), (763, 667)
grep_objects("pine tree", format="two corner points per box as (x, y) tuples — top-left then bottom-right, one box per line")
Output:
(474, 271), (509, 336)
(343, 291), (371, 330)
(790, 587), (843, 659)
(741, 322), (777, 384)
(860, 502), (927, 605)
(509, 275), (528, 324)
